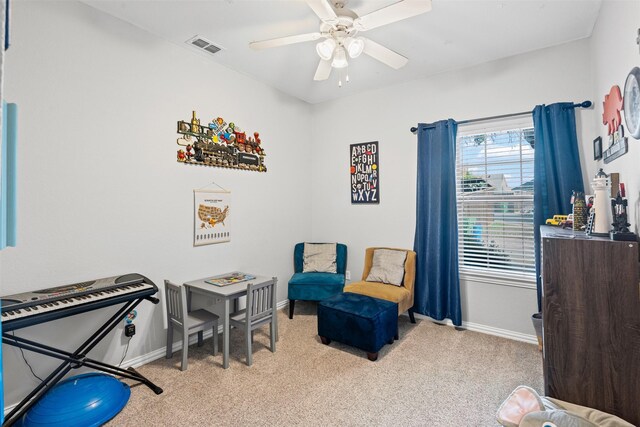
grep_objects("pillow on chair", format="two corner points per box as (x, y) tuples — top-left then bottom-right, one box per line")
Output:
(366, 249), (407, 286)
(303, 243), (337, 273)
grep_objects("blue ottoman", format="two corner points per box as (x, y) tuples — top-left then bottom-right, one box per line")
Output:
(317, 292), (398, 361)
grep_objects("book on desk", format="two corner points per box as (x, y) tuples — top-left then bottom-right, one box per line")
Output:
(205, 272), (255, 287)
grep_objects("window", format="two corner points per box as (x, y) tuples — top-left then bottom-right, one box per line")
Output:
(456, 117), (535, 279)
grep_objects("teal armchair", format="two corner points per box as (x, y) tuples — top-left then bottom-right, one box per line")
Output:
(288, 243), (347, 319)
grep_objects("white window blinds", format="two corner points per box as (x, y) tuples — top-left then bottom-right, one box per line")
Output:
(456, 117), (535, 277)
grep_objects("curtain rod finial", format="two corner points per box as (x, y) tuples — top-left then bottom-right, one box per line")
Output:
(581, 100), (592, 109)
(410, 126), (418, 134)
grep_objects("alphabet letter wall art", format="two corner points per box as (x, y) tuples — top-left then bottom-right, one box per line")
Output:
(350, 141), (380, 204)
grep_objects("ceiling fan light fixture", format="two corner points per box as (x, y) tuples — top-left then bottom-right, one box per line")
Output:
(345, 37), (365, 58)
(332, 46), (349, 68)
(250, 0), (432, 85)
(316, 38), (336, 60)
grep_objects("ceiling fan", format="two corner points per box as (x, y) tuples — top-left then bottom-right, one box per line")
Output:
(249, 0), (432, 85)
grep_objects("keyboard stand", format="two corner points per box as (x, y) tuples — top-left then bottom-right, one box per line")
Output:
(2, 295), (163, 427)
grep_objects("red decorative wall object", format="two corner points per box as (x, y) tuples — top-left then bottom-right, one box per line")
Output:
(602, 85), (624, 135)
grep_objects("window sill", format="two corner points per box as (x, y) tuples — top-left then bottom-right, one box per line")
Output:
(459, 269), (536, 289)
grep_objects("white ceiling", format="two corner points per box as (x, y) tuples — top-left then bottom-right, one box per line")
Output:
(83, 0), (602, 104)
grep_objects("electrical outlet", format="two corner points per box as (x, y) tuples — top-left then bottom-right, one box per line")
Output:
(346, 271), (351, 280)
(125, 324), (136, 337)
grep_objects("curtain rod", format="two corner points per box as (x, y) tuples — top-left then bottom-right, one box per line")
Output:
(409, 100), (592, 134)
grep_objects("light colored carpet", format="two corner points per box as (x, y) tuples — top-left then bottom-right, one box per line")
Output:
(110, 302), (543, 426)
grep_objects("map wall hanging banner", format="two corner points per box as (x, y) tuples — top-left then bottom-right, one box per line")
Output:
(350, 141), (380, 204)
(194, 190), (231, 246)
(177, 111), (267, 172)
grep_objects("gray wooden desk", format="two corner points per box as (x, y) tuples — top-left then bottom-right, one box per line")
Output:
(184, 274), (277, 369)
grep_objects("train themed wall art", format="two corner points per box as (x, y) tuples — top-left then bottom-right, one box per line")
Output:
(176, 111), (267, 172)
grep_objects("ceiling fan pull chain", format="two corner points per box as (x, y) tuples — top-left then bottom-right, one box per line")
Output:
(338, 67), (350, 87)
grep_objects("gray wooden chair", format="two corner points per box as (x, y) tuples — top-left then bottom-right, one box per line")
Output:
(164, 280), (219, 371)
(229, 279), (277, 366)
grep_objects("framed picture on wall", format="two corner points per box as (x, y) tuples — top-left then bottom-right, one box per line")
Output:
(350, 141), (380, 204)
(593, 136), (602, 160)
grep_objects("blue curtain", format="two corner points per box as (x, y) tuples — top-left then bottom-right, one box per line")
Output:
(533, 103), (584, 310)
(4, 0), (10, 50)
(413, 119), (462, 326)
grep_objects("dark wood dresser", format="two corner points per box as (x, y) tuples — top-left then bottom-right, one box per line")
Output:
(541, 226), (640, 425)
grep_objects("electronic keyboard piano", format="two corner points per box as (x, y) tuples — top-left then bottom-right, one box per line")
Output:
(1, 273), (157, 332)
(1, 273), (163, 427)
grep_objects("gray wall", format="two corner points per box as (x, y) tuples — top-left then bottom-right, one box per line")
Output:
(0, 0), (312, 407)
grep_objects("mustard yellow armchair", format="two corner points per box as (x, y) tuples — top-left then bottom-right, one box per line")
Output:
(344, 247), (417, 323)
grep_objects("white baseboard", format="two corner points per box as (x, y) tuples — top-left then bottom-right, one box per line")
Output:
(2, 329), (220, 416)
(3, 301), (291, 415)
(282, 300), (536, 344)
(4, 301), (534, 414)
(126, 299), (289, 369)
(284, 300), (535, 345)
(461, 321), (537, 344)
(408, 312), (537, 345)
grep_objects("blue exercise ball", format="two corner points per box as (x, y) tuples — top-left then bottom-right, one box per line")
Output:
(18, 373), (131, 427)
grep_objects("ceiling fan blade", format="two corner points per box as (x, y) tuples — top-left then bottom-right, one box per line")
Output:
(305, 0), (337, 22)
(354, 0), (432, 31)
(314, 59), (332, 81)
(249, 32), (322, 50)
(362, 37), (408, 69)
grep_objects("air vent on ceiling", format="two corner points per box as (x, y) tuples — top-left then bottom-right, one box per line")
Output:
(186, 35), (223, 56)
